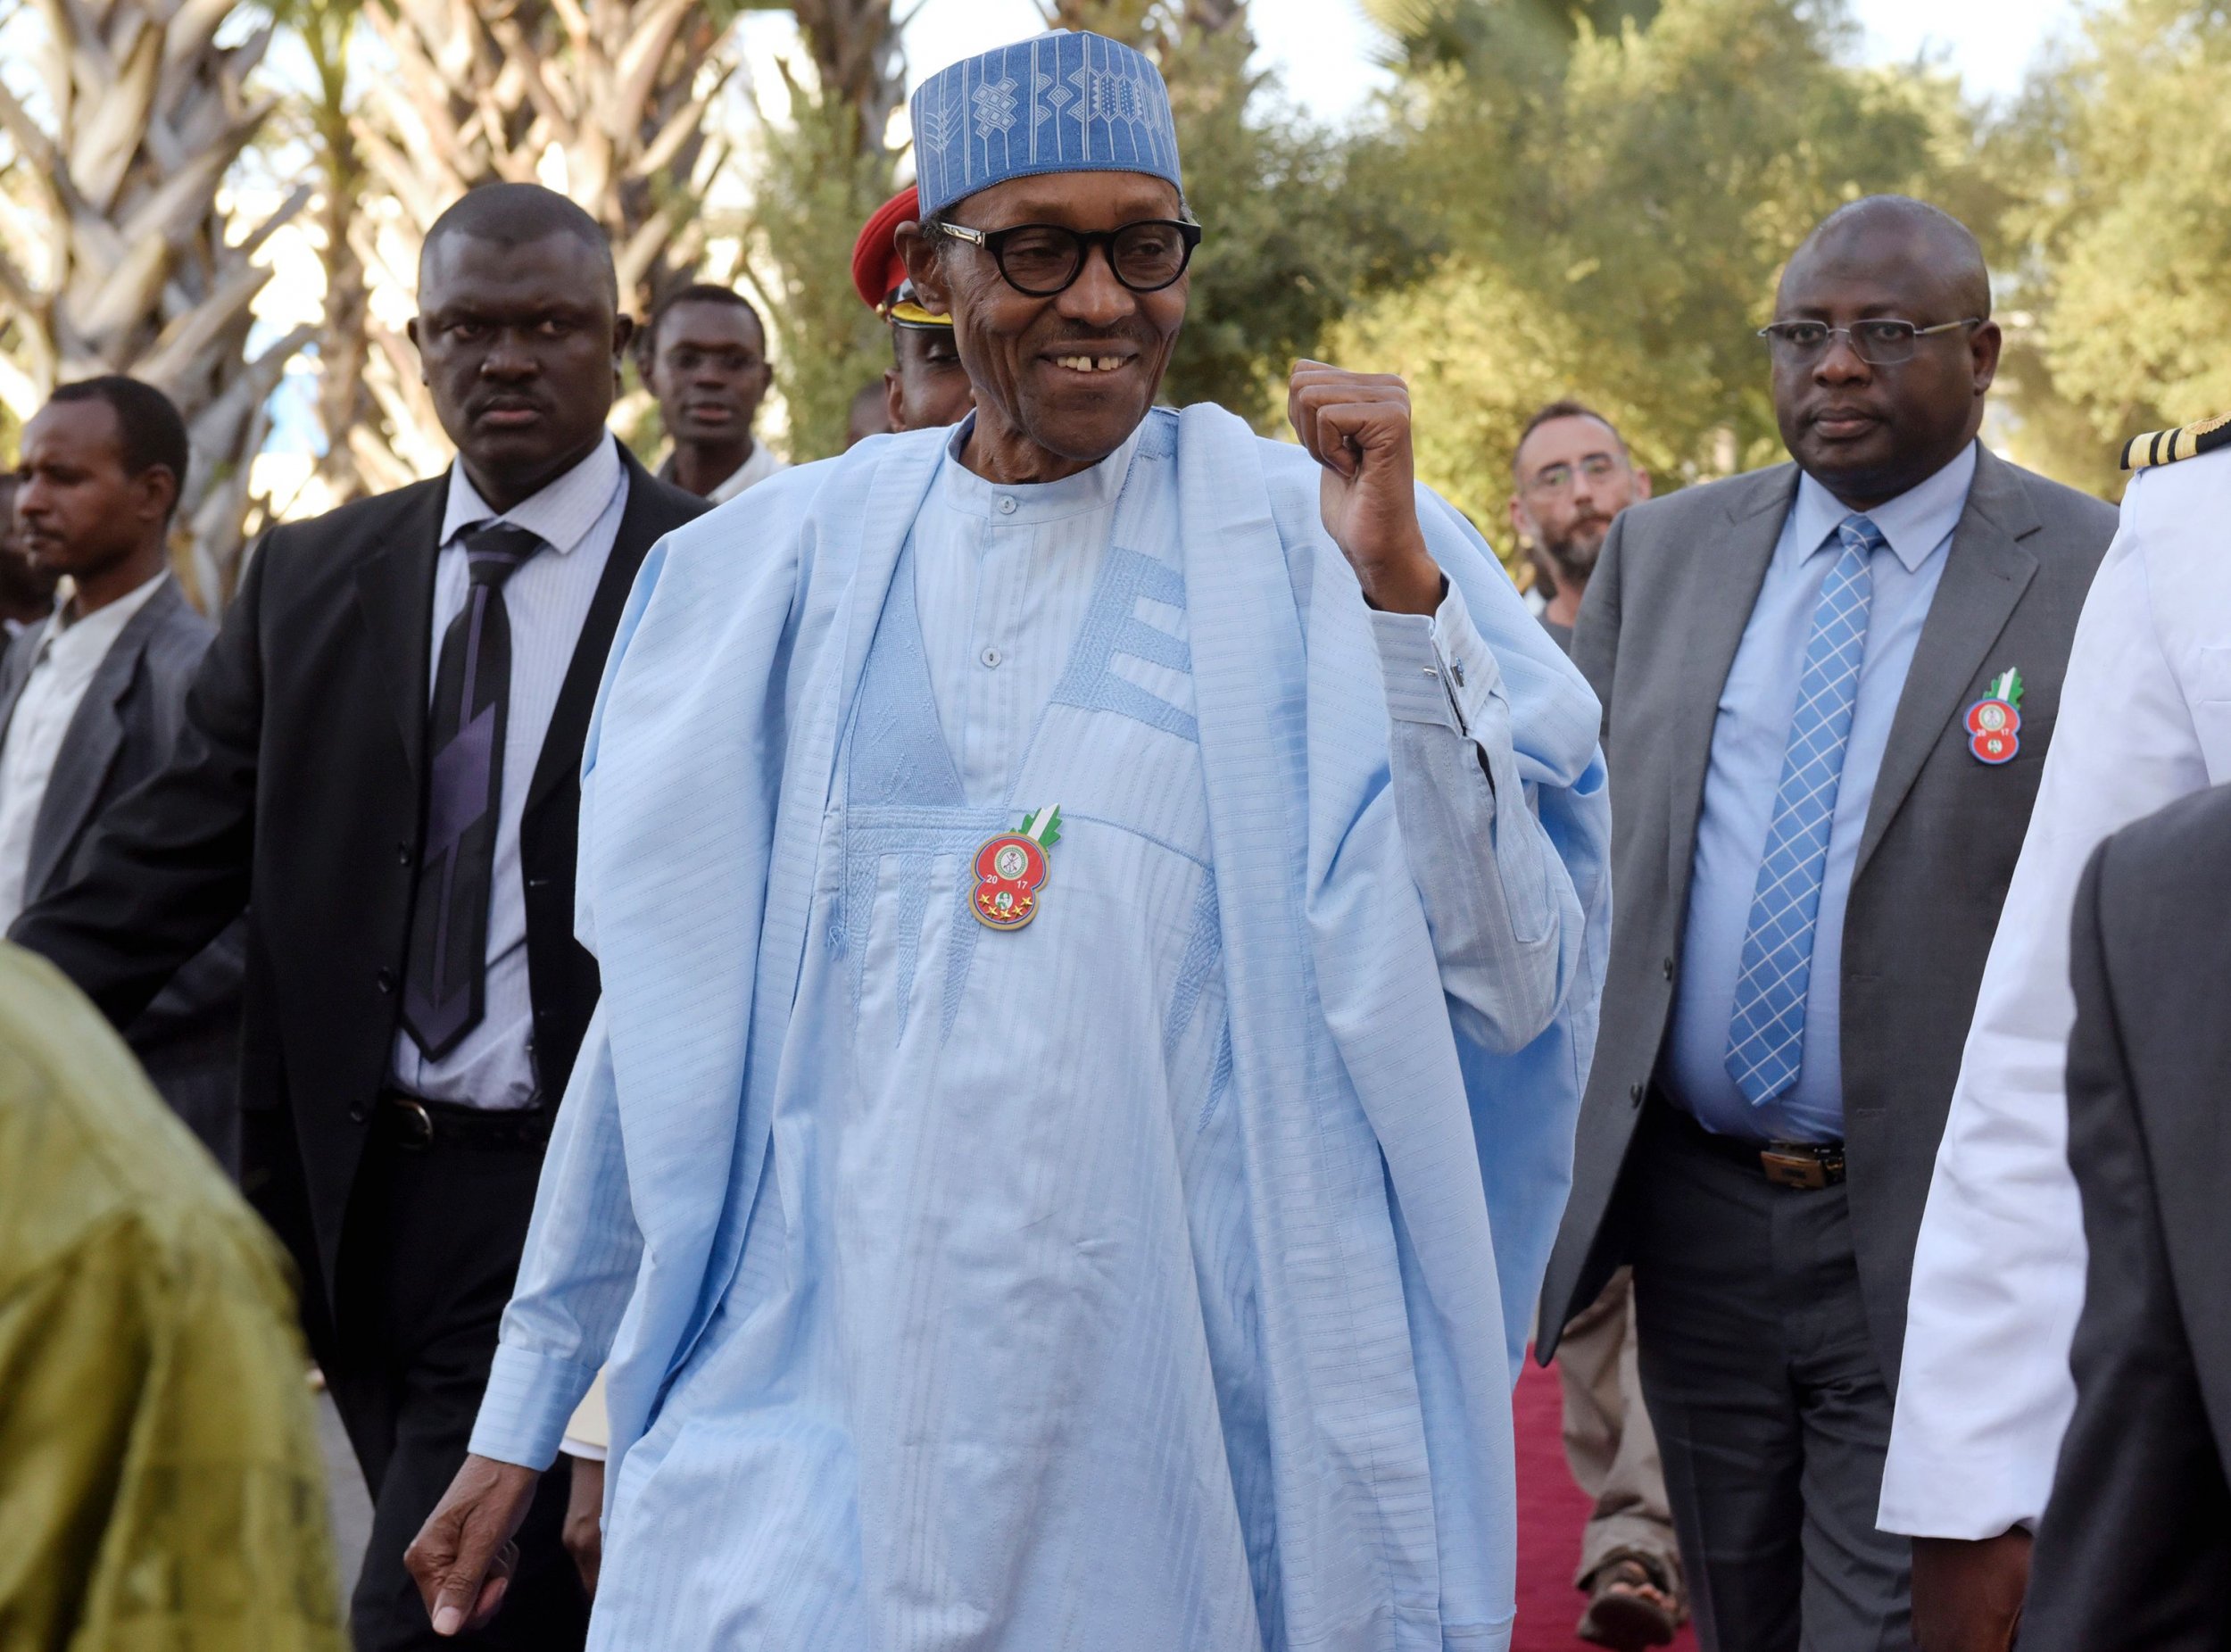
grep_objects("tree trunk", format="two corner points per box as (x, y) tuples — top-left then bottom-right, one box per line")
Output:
(0, 0), (312, 608)
(728, 0), (903, 462)
(297, 0), (385, 505)
(790, 0), (906, 151)
(325, 0), (750, 481)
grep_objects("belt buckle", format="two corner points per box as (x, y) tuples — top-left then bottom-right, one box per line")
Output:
(1759, 1146), (1828, 1191)
(394, 1098), (435, 1152)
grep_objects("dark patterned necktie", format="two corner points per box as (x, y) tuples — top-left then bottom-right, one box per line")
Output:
(400, 521), (543, 1058)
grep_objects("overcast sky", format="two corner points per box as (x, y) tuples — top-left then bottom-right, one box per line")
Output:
(892, 0), (2088, 118)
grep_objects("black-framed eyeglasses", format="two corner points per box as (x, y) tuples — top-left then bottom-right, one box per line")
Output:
(1758, 317), (1984, 367)
(931, 219), (1203, 297)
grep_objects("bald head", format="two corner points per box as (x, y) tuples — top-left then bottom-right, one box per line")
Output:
(408, 181), (633, 514)
(1781, 195), (1990, 323)
(1768, 194), (2001, 511)
(422, 183), (616, 305)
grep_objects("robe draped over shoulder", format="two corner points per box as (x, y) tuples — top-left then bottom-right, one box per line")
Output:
(475, 405), (1609, 1649)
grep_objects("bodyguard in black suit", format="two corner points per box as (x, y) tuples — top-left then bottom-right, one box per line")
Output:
(2022, 784), (2231, 1652)
(12, 185), (705, 1649)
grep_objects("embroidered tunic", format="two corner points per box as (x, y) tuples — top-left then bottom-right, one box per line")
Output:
(471, 408), (1613, 1650)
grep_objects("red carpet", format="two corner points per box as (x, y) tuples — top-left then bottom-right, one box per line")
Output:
(1514, 1351), (1699, 1652)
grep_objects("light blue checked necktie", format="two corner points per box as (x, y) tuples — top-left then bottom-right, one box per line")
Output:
(1725, 513), (1884, 1108)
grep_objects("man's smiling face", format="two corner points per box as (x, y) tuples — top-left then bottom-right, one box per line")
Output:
(903, 170), (1190, 482)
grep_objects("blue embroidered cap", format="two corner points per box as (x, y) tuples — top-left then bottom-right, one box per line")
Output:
(909, 31), (1182, 221)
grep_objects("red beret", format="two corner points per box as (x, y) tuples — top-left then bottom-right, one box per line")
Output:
(851, 186), (919, 314)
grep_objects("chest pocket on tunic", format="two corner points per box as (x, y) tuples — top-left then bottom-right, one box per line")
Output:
(837, 422), (1217, 1082)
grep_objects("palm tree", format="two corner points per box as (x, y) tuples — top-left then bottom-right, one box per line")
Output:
(313, 0), (752, 483)
(0, 0), (313, 606)
(790, 0), (905, 154)
(284, 0), (388, 502)
(729, 0), (904, 461)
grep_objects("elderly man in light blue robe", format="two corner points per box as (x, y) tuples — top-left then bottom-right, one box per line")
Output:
(409, 29), (1610, 1651)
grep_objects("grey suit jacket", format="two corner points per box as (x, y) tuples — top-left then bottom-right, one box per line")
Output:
(2025, 784), (2231, 1652)
(1537, 446), (2118, 1378)
(0, 577), (243, 1151)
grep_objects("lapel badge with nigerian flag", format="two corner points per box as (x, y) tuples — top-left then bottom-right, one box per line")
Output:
(972, 806), (1060, 931)
(1964, 668), (2023, 765)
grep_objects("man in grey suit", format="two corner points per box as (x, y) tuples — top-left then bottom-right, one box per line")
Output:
(2021, 784), (2231, 1652)
(4, 376), (240, 1166)
(1535, 195), (2117, 1651)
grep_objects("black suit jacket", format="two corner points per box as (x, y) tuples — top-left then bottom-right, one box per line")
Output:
(2024, 785), (2231, 1652)
(1537, 448), (2118, 1376)
(11, 447), (706, 1304)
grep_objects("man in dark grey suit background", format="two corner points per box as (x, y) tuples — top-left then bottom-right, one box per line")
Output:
(1534, 195), (2117, 1651)
(3, 376), (240, 1166)
(2021, 784), (2231, 1652)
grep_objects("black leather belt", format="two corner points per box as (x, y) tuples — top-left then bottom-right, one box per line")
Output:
(1654, 1089), (1845, 1190)
(377, 1091), (551, 1151)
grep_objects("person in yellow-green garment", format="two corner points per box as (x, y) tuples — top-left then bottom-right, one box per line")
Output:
(0, 941), (343, 1648)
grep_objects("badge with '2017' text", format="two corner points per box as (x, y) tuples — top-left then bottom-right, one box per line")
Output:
(971, 806), (1060, 931)
(1965, 668), (2023, 765)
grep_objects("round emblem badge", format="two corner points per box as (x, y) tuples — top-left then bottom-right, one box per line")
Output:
(1964, 696), (2021, 765)
(971, 831), (1050, 930)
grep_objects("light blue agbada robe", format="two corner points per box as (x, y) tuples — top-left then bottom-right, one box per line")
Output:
(471, 405), (1610, 1650)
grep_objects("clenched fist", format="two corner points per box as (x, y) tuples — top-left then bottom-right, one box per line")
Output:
(1288, 361), (1444, 617)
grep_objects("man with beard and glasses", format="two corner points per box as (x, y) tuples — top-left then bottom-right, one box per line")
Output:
(1513, 404), (1682, 1646)
(1513, 401), (1650, 657)
(407, 29), (1609, 1648)
(12, 183), (706, 1651)
(1536, 195), (2115, 1651)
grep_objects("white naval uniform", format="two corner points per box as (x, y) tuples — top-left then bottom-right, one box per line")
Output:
(1881, 442), (2231, 1539)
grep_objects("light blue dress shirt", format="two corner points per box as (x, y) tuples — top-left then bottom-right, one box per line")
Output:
(1663, 440), (1978, 1142)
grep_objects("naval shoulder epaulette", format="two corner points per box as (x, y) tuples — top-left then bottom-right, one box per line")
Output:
(2121, 411), (2231, 471)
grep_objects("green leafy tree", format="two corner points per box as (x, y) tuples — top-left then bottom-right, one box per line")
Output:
(1330, 260), (1663, 534)
(729, 0), (902, 462)
(1045, 0), (1430, 422)
(1337, 0), (1975, 557)
(737, 87), (895, 462)
(1369, 0), (1661, 68)
(1982, 0), (2231, 496)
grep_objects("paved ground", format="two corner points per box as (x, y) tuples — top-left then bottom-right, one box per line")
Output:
(319, 1391), (374, 1603)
